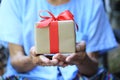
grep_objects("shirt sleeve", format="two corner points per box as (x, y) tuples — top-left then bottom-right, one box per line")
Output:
(86, 0), (118, 53)
(0, 0), (23, 45)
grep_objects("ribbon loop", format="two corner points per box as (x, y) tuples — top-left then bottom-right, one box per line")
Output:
(57, 10), (74, 20)
(39, 10), (56, 20)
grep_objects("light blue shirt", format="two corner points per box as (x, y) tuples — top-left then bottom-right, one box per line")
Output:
(0, 0), (117, 80)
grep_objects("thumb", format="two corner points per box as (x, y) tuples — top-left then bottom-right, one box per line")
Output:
(76, 41), (86, 52)
(30, 46), (37, 56)
(39, 55), (50, 63)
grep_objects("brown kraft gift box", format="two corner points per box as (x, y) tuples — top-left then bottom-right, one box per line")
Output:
(35, 20), (76, 54)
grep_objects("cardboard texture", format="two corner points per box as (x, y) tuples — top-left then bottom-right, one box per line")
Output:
(35, 20), (75, 54)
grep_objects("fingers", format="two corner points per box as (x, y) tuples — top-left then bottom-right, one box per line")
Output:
(53, 53), (68, 67)
(37, 55), (58, 66)
(66, 53), (76, 63)
(53, 53), (66, 61)
(51, 59), (59, 65)
(65, 53), (80, 65)
(30, 47), (60, 66)
(66, 52), (86, 65)
(76, 41), (86, 52)
(36, 53), (68, 67)
(37, 55), (61, 66)
(39, 55), (50, 64)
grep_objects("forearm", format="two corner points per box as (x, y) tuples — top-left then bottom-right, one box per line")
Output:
(9, 43), (36, 73)
(76, 52), (99, 77)
(76, 56), (98, 77)
(11, 54), (36, 73)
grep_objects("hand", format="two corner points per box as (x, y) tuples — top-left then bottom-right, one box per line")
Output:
(66, 41), (87, 65)
(53, 41), (98, 76)
(52, 41), (87, 66)
(30, 46), (58, 66)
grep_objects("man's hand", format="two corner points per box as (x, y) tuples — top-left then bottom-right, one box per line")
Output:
(52, 41), (98, 76)
(52, 41), (87, 66)
(30, 47), (59, 66)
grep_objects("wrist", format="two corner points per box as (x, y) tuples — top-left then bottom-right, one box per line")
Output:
(28, 55), (37, 67)
(11, 55), (37, 73)
(76, 55), (98, 77)
(77, 68), (98, 79)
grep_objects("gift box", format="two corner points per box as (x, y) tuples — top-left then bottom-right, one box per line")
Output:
(34, 10), (77, 54)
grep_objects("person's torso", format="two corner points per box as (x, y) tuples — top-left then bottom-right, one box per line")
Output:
(4, 0), (98, 79)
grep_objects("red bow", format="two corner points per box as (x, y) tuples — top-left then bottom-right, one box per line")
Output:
(37, 10), (78, 30)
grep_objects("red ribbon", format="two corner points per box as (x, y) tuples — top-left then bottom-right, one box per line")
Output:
(37, 10), (78, 53)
